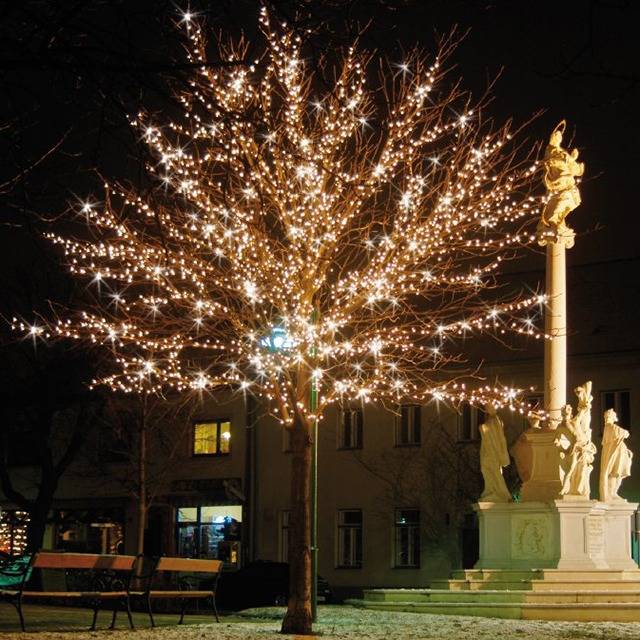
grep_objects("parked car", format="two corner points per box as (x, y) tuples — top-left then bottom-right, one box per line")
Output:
(215, 560), (332, 610)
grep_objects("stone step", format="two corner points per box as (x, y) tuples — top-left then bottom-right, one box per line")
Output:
(362, 588), (640, 605)
(450, 569), (543, 581)
(426, 589), (640, 604)
(540, 569), (640, 581)
(347, 598), (640, 622)
(430, 579), (533, 591)
(361, 590), (431, 603)
(449, 568), (640, 582)
(530, 579), (640, 592)
(430, 578), (640, 592)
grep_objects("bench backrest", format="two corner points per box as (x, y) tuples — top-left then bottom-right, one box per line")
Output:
(155, 557), (222, 574)
(33, 552), (136, 572)
(0, 555), (33, 587)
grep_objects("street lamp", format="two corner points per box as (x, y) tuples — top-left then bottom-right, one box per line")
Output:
(259, 326), (293, 351)
(261, 325), (319, 621)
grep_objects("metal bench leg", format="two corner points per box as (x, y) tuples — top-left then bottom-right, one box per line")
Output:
(90, 605), (100, 631)
(109, 606), (117, 630)
(126, 597), (135, 630)
(211, 594), (220, 623)
(178, 598), (187, 625)
(146, 596), (154, 628)
(15, 597), (26, 632)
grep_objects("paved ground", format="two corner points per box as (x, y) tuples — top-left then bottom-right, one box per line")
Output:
(2, 604), (640, 639)
(0, 602), (224, 632)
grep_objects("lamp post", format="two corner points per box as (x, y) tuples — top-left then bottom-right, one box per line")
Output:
(310, 351), (318, 623)
(308, 309), (319, 623)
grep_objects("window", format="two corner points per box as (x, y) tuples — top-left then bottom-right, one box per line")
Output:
(601, 390), (631, 432)
(394, 509), (420, 568)
(54, 508), (124, 554)
(337, 509), (362, 568)
(176, 505), (242, 563)
(458, 404), (485, 441)
(339, 408), (363, 449)
(279, 510), (290, 562)
(193, 420), (231, 455)
(396, 405), (421, 446)
(0, 510), (29, 556)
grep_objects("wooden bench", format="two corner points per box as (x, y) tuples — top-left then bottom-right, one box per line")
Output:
(129, 556), (222, 627)
(0, 552), (138, 631)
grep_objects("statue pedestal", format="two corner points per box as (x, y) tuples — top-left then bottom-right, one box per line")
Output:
(511, 428), (563, 501)
(474, 500), (638, 571)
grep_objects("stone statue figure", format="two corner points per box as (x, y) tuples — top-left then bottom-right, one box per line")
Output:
(555, 382), (597, 498)
(526, 411), (544, 430)
(479, 403), (512, 502)
(599, 409), (633, 502)
(539, 120), (585, 234)
(573, 381), (593, 442)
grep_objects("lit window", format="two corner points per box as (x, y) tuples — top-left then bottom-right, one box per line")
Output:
(601, 390), (631, 433)
(0, 510), (29, 556)
(193, 420), (231, 455)
(339, 408), (363, 449)
(396, 405), (421, 446)
(458, 404), (485, 441)
(394, 509), (420, 568)
(176, 505), (242, 562)
(337, 509), (362, 568)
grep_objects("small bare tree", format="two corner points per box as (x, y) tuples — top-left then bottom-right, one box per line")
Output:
(356, 419), (481, 562)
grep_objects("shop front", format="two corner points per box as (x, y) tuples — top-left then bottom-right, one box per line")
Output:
(170, 477), (244, 567)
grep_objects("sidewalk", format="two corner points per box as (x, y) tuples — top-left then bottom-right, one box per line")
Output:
(1, 604), (640, 639)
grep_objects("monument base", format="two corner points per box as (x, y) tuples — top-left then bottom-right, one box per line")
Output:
(474, 499), (638, 571)
(511, 429), (563, 502)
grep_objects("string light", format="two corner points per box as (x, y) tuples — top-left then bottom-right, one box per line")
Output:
(0, 511), (29, 556)
(14, 8), (547, 420)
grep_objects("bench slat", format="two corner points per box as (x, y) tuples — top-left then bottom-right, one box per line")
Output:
(149, 590), (214, 598)
(22, 591), (127, 598)
(33, 552), (136, 571)
(155, 557), (222, 573)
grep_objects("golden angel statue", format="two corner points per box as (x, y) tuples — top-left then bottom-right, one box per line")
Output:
(539, 120), (585, 242)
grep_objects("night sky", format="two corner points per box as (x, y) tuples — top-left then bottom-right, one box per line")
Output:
(1, 0), (638, 309)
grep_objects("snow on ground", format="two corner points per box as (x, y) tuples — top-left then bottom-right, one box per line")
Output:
(3, 605), (640, 640)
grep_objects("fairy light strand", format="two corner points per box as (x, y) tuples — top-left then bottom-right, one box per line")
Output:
(15, 8), (548, 423)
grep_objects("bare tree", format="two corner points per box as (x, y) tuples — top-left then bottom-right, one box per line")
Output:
(86, 394), (196, 557)
(356, 418), (481, 562)
(0, 351), (103, 552)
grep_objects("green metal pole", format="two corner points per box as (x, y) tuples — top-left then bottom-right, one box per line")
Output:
(310, 312), (318, 622)
(311, 393), (318, 621)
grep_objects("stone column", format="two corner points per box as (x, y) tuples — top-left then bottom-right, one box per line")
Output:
(543, 234), (571, 426)
(511, 227), (575, 501)
(511, 121), (583, 501)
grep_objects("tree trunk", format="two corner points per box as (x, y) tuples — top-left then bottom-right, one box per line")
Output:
(25, 499), (49, 553)
(281, 413), (313, 635)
